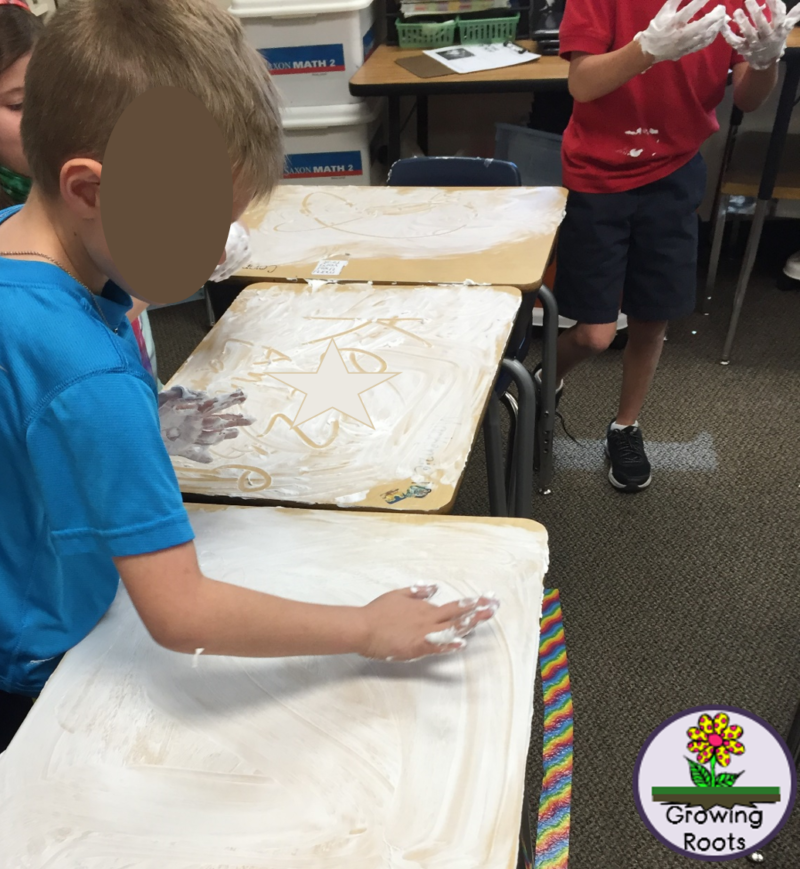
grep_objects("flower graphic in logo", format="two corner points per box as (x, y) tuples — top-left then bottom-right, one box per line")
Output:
(686, 712), (746, 788)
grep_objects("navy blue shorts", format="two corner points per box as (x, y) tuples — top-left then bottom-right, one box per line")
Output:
(554, 153), (707, 324)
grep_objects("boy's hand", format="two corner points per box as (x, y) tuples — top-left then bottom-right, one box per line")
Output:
(358, 585), (500, 662)
(723, 0), (800, 70)
(635, 0), (728, 63)
(158, 385), (254, 463)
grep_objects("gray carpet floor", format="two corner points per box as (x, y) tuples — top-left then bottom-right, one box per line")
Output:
(150, 223), (800, 869)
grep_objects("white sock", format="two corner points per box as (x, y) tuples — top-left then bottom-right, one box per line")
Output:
(611, 419), (638, 431)
(534, 369), (564, 391)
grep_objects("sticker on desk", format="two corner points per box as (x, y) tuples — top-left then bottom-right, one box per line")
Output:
(382, 484), (432, 506)
(312, 259), (349, 276)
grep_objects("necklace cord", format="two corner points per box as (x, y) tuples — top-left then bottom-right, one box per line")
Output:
(0, 250), (118, 333)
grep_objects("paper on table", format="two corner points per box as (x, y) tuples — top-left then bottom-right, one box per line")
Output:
(401, 0), (510, 16)
(423, 41), (540, 74)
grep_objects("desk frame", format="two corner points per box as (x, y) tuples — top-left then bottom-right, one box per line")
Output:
(349, 43), (570, 166)
(719, 35), (800, 364)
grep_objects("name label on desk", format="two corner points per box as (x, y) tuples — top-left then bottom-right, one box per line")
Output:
(285, 150), (364, 180)
(260, 45), (346, 75)
(311, 259), (349, 276)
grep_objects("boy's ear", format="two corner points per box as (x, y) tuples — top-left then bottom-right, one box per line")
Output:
(60, 159), (102, 218)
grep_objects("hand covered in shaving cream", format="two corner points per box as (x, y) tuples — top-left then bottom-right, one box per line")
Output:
(635, 0), (728, 63)
(209, 221), (251, 282)
(723, 0), (800, 70)
(359, 584), (500, 662)
(158, 386), (254, 463)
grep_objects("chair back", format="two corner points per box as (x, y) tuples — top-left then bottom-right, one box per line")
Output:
(387, 156), (521, 188)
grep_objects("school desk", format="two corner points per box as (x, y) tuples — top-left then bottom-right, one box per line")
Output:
(237, 184), (567, 495)
(0, 504), (548, 869)
(348, 41), (571, 165)
(238, 184), (566, 290)
(718, 27), (800, 364)
(166, 282), (535, 516)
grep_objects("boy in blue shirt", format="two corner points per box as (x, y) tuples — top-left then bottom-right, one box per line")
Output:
(0, 0), (496, 749)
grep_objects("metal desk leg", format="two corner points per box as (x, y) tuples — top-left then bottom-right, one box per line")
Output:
(204, 284), (216, 328)
(702, 107), (742, 315)
(787, 697), (800, 767)
(388, 95), (402, 167)
(500, 391), (519, 506)
(703, 193), (729, 315)
(509, 292), (536, 368)
(721, 56), (800, 363)
(417, 95), (429, 155)
(721, 198), (769, 364)
(483, 392), (508, 518)
(500, 358), (535, 519)
(537, 286), (558, 493)
(517, 789), (533, 869)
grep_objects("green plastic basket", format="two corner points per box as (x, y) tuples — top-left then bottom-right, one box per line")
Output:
(458, 12), (521, 44)
(396, 18), (457, 50)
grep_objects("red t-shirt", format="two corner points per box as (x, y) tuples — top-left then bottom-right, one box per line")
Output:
(559, 0), (746, 193)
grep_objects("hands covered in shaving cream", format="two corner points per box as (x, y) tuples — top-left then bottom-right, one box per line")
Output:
(360, 584), (500, 662)
(635, 0), (799, 68)
(158, 386), (254, 463)
(635, 0), (729, 63)
(723, 0), (800, 69)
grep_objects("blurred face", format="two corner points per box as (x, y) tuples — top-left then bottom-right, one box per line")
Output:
(0, 51), (30, 175)
(83, 178), (253, 298)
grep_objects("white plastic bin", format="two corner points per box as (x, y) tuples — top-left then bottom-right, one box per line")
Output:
(282, 101), (382, 186)
(230, 0), (378, 108)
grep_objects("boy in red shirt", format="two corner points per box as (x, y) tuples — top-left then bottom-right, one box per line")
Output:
(550, 0), (799, 491)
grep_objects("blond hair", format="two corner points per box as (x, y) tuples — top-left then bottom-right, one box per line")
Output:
(22, 0), (283, 201)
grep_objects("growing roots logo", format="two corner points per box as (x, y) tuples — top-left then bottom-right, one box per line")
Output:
(634, 706), (796, 861)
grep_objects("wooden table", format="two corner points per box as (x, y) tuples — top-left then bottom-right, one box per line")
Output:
(349, 41), (570, 164)
(239, 184), (566, 291)
(168, 282), (523, 513)
(0, 504), (548, 869)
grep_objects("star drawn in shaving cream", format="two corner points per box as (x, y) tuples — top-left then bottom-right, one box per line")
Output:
(268, 340), (398, 429)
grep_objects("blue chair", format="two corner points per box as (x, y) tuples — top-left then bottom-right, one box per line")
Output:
(387, 156), (521, 187)
(387, 156), (540, 517)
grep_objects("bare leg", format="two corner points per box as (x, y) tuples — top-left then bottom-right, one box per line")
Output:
(616, 316), (668, 426)
(555, 322), (618, 383)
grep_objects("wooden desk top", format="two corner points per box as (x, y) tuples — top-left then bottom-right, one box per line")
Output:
(168, 282), (521, 512)
(1, 504), (548, 869)
(238, 184), (567, 291)
(350, 30), (799, 96)
(350, 40), (570, 95)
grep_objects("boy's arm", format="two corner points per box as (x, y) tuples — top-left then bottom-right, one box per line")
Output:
(731, 60), (778, 111)
(723, 0), (800, 112)
(114, 541), (496, 662)
(568, 45), (654, 103)
(566, 0), (728, 103)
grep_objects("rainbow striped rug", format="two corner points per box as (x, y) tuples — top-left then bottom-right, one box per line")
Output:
(522, 588), (573, 869)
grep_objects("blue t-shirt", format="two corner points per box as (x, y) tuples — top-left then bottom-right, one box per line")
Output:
(0, 206), (194, 695)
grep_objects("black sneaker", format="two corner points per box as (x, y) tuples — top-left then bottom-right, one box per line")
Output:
(605, 422), (652, 492)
